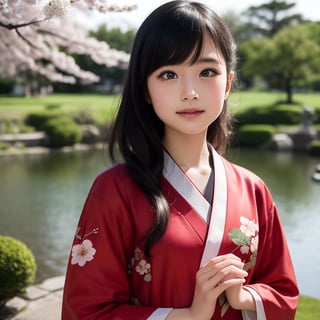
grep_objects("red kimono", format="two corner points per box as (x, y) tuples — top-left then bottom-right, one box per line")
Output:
(62, 147), (299, 319)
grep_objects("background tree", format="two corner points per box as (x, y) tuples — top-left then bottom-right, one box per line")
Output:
(236, 0), (316, 91)
(53, 25), (136, 93)
(92, 25), (136, 54)
(244, 0), (306, 37)
(0, 0), (136, 93)
(241, 23), (320, 104)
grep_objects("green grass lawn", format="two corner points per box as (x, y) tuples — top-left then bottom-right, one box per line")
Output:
(0, 94), (121, 124)
(1, 91), (320, 124)
(229, 90), (320, 113)
(296, 296), (320, 319)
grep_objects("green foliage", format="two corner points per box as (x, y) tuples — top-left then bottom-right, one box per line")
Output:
(313, 108), (320, 123)
(91, 25), (136, 53)
(235, 104), (302, 126)
(244, 1), (306, 37)
(0, 236), (36, 304)
(0, 142), (10, 151)
(43, 116), (82, 147)
(240, 23), (320, 102)
(237, 124), (276, 146)
(25, 110), (62, 131)
(20, 124), (36, 133)
(72, 109), (96, 125)
(308, 140), (320, 156)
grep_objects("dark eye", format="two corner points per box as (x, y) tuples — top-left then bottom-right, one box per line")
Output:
(160, 71), (177, 80)
(200, 69), (217, 77)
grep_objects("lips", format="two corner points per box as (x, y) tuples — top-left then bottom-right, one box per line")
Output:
(176, 108), (204, 117)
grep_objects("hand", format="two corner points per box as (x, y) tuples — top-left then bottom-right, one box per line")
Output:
(166, 254), (247, 320)
(225, 284), (256, 311)
(189, 254), (248, 319)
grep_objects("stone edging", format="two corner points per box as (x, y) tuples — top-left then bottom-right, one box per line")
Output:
(0, 276), (64, 320)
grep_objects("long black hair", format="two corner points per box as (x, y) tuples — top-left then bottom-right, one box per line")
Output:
(109, 1), (237, 257)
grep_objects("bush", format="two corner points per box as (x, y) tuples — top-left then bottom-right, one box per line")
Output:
(25, 110), (62, 131)
(43, 116), (82, 147)
(235, 104), (302, 126)
(0, 236), (36, 305)
(269, 105), (302, 125)
(308, 140), (320, 156)
(0, 142), (10, 151)
(237, 124), (276, 147)
(314, 108), (320, 124)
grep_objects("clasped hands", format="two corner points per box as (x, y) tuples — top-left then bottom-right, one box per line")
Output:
(189, 253), (255, 319)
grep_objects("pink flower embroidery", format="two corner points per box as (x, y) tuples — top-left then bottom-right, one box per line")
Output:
(222, 217), (259, 317)
(136, 260), (151, 275)
(71, 239), (96, 267)
(240, 216), (258, 237)
(229, 216), (259, 271)
(130, 247), (152, 282)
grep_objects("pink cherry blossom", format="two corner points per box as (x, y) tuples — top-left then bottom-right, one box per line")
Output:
(250, 235), (259, 254)
(240, 244), (250, 254)
(71, 239), (96, 267)
(0, 0), (134, 85)
(240, 216), (258, 238)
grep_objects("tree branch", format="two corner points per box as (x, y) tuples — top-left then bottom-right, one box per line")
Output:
(15, 28), (39, 50)
(0, 17), (49, 30)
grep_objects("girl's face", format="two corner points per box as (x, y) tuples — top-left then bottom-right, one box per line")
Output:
(147, 36), (234, 141)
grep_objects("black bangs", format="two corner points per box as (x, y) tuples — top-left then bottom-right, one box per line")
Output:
(148, 15), (204, 70)
(135, 2), (207, 77)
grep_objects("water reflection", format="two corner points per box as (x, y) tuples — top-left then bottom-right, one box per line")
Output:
(0, 148), (319, 298)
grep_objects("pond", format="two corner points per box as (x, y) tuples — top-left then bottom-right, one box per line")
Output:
(0, 148), (319, 299)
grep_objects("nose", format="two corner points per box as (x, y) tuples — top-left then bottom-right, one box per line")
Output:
(180, 82), (199, 101)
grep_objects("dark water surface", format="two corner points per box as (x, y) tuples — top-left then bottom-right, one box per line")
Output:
(0, 148), (319, 298)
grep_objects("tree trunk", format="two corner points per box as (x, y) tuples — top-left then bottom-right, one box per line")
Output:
(285, 77), (293, 104)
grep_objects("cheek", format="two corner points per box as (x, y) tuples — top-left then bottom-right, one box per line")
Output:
(148, 83), (174, 113)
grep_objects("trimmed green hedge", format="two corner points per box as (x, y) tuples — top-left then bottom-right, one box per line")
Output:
(235, 104), (302, 126)
(0, 236), (36, 305)
(237, 124), (276, 147)
(25, 110), (62, 131)
(43, 116), (82, 148)
(308, 140), (320, 156)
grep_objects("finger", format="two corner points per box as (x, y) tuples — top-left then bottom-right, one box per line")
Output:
(215, 278), (245, 293)
(207, 253), (242, 265)
(217, 264), (248, 283)
(204, 257), (246, 277)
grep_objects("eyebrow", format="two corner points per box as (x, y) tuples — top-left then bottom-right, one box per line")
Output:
(196, 57), (221, 64)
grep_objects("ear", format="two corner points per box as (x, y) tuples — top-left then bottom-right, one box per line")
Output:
(224, 71), (234, 100)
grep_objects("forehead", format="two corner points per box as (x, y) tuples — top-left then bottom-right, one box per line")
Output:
(185, 35), (225, 66)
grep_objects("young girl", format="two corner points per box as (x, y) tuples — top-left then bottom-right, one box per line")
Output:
(62, 1), (299, 319)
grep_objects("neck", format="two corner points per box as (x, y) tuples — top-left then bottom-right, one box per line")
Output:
(163, 132), (210, 171)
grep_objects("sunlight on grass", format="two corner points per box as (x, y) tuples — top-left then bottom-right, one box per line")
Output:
(0, 91), (319, 123)
(0, 94), (121, 123)
(229, 91), (320, 114)
(296, 296), (320, 320)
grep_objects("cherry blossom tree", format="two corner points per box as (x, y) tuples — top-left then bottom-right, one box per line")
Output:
(0, 0), (136, 86)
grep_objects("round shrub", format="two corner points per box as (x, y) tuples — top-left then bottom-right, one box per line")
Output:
(25, 110), (61, 131)
(43, 116), (82, 148)
(0, 236), (36, 305)
(314, 108), (320, 124)
(269, 105), (301, 125)
(238, 124), (276, 147)
(308, 140), (320, 156)
(0, 142), (10, 151)
(235, 104), (302, 126)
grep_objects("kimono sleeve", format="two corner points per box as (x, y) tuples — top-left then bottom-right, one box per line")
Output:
(244, 184), (299, 320)
(61, 171), (156, 319)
